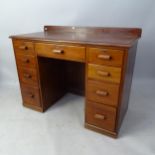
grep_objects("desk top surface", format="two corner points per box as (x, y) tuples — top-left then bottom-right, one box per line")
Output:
(10, 26), (142, 48)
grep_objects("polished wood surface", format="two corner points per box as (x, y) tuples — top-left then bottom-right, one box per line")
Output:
(10, 26), (142, 138)
(10, 26), (141, 47)
(35, 43), (85, 62)
(12, 39), (42, 111)
(116, 43), (138, 132)
(86, 101), (116, 131)
(13, 40), (35, 55)
(87, 47), (124, 67)
(16, 54), (36, 68)
(21, 84), (41, 107)
(18, 67), (38, 86)
(88, 64), (122, 84)
(87, 80), (119, 107)
(38, 57), (66, 111)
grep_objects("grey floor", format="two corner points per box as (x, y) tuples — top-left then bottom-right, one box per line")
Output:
(0, 79), (155, 155)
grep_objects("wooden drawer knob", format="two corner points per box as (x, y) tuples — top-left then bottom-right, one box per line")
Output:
(52, 49), (64, 54)
(98, 54), (111, 60)
(19, 46), (28, 50)
(97, 70), (110, 77)
(96, 90), (108, 96)
(22, 58), (30, 63)
(29, 94), (35, 98)
(94, 114), (106, 120)
(23, 74), (32, 78)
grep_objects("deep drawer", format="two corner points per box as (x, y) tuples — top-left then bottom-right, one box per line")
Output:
(85, 101), (116, 131)
(21, 84), (41, 107)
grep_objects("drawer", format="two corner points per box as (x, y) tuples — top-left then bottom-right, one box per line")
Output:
(85, 101), (116, 131)
(87, 48), (124, 67)
(18, 67), (38, 86)
(35, 43), (85, 62)
(21, 84), (41, 107)
(88, 64), (121, 84)
(87, 80), (119, 107)
(13, 40), (34, 55)
(16, 54), (36, 68)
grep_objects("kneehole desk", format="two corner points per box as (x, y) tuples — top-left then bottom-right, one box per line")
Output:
(10, 26), (142, 138)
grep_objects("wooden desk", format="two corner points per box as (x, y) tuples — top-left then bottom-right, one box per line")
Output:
(10, 26), (142, 138)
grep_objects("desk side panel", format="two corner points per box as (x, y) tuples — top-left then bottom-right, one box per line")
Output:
(116, 42), (138, 131)
(37, 57), (67, 111)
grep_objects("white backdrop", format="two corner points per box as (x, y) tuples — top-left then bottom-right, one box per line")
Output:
(0, 1), (155, 155)
(0, 0), (155, 85)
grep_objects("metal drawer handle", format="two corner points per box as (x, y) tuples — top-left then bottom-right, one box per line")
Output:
(23, 74), (32, 79)
(52, 49), (64, 54)
(94, 114), (106, 120)
(19, 46), (28, 50)
(98, 54), (111, 60)
(97, 71), (110, 77)
(96, 90), (108, 96)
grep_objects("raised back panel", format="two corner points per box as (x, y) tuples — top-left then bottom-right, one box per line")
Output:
(44, 26), (142, 38)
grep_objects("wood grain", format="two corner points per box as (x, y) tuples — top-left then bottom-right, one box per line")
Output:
(44, 26), (142, 37)
(88, 64), (122, 84)
(85, 101), (116, 131)
(16, 54), (36, 68)
(21, 84), (41, 107)
(116, 43), (138, 131)
(13, 40), (35, 55)
(10, 26), (142, 48)
(87, 80), (120, 107)
(35, 43), (86, 62)
(87, 47), (124, 67)
(18, 67), (38, 86)
(10, 26), (142, 138)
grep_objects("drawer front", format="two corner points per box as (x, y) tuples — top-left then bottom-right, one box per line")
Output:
(87, 48), (124, 67)
(35, 43), (85, 62)
(13, 40), (34, 55)
(88, 64), (121, 84)
(21, 84), (41, 107)
(86, 101), (116, 131)
(18, 67), (38, 86)
(87, 80), (119, 107)
(16, 54), (36, 68)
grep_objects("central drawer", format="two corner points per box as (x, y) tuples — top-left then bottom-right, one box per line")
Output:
(35, 43), (86, 62)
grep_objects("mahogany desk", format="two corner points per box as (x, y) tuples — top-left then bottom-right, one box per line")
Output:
(10, 26), (142, 137)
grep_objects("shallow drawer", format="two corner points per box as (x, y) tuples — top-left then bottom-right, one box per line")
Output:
(35, 43), (85, 62)
(16, 54), (36, 68)
(21, 84), (41, 107)
(85, 101), (116, 131)
(13, 40), (34, 55)
(87, 48), (124, 67)
(18, 67), (38, 86)
(87, 80), (120, 107)
(88, 64), (121, 84)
